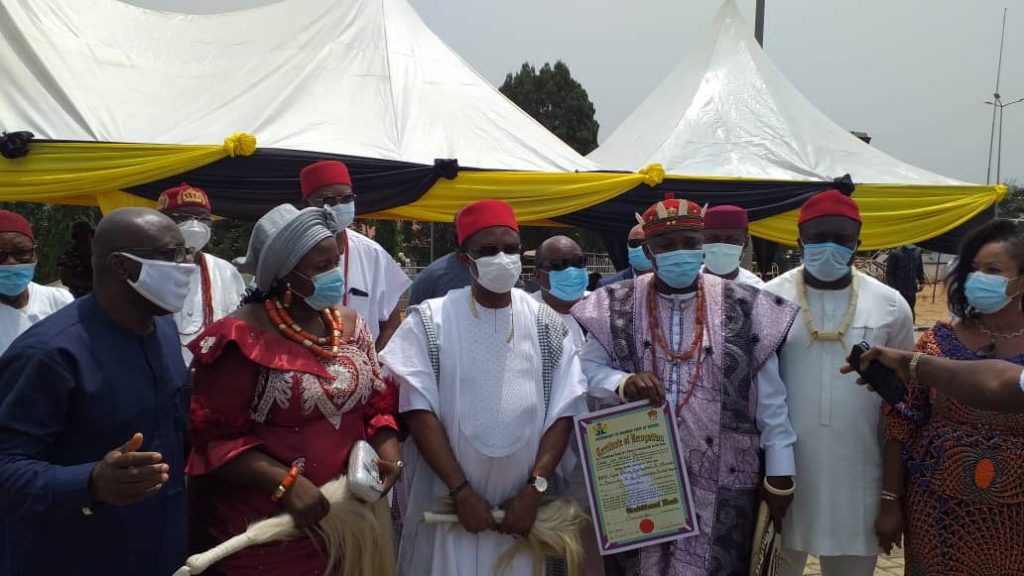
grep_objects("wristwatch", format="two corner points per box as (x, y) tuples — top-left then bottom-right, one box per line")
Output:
(527, 475), (549, 494)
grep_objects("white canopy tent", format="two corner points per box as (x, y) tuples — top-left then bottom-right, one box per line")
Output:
(588, 0), (968, 186)
(0, 0), (594, 172)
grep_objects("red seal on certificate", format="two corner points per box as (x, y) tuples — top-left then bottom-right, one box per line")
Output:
(639, 519), (655, 534)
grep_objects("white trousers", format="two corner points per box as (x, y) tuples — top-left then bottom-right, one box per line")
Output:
(778, 548), (877, 576)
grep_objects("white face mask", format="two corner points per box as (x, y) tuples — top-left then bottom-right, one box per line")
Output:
(178, 220), (211, 251)
(471, 252), (521, 294)
(121, 253), (197, 313)
(330, 203), (356, 230)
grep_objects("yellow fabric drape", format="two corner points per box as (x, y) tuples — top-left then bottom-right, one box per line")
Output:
(366, 169), (649, 224)
(749, 184), (1008, 250)
(0, 133), (256, 213)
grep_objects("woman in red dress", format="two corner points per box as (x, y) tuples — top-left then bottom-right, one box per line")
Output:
(186, 205), (401, 575)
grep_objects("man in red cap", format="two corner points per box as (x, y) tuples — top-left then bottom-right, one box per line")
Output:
(763, 190), (914, 576)
(0, 210), (74, 354)
(382, 199), (587, 576)
(158, 184), (246, 364)
(300, 160), (411, 349)
(573, 194), (800, 576)
(702, 204), (763, 287)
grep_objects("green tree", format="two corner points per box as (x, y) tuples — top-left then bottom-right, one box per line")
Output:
(500, 61), (600, 155)
(499, 61), (605, 254)
(996, 180), (1024, 219)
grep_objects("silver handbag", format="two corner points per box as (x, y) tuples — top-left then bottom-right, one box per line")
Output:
(347, 440), (384, 502)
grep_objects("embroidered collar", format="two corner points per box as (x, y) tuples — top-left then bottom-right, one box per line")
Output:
(796, 266), (859, 346)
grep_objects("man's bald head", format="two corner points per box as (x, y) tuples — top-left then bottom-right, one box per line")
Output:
(93, 208), (183, 261)
(627, 224), (645, 243)
(535, 235), (583, 266)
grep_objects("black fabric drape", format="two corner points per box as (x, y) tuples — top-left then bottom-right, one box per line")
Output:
(128, 149), (450, 220)
(554, 178), (837, 232)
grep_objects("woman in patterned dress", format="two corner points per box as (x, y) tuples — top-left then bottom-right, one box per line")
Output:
(186, 205), (401, 575)
(881, 219), (1024, 575)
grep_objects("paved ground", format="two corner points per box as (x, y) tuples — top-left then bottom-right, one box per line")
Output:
(803, 549), (905, 575)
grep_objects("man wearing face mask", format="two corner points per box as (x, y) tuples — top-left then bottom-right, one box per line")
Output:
(300, 160), (412, 349)
(532, 234), (608, 576)
(532, 235), (590, 348)
(0, 210), (74, 355)
(573, 194), (800, 576)
(382, 199), (588, 576)
(0, 207), (194, 575)
(599, 224), (652, 287)
(157, 184), (246, 364)
(702, 205), (763, 287)
(763, 190), (914, 576)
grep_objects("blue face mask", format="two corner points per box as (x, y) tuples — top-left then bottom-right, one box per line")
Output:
(545, 266), (588, 302)
(965, 271), (1018, 314)
(298, 267), (346, 311)
(702, 243), (744, 276)
(330, 203), (356, 231)
(628, 246), (652, 272)
(0, 262), (35, 297)
(653, 249), (703, 289)
(802, 242), (855, 282)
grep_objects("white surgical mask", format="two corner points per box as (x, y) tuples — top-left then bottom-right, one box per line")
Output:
(178, 220), (211, 251)
(471, 252), (521, 294)
(330, 203), (356, 230)
(702, 243), (744, 276)
(121, 253), (197, 313)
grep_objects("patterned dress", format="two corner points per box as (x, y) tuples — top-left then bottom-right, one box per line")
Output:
(186, 315), (399, 575)
(885, 322), (1024, 576)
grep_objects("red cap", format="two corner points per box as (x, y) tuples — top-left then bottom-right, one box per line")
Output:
(798, 189), (861, 225)
(456, 200), (519, 245)
(704, 205), (748, 230)
(300, 160), (352, 198)
(158, 183), (211, 212)
(0, 210), (33, 241)
(638, 193), (703, 236)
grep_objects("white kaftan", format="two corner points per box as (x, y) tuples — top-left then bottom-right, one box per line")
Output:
(763, 268), (915, 557)
(702, 266), (765, 287)
(381, 288), (588, 576)
(530, 290), (587, 349)
(341, 230), (412, 341)
(173, 253), (246, 365)
(0, 283), (73, 355)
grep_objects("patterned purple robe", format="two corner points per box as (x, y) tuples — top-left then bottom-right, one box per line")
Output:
(572, 273), (798, 576)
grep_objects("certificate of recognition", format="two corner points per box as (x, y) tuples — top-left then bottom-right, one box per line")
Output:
(575, 400), (699, 554)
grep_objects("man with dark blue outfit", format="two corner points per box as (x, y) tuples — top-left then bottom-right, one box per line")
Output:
(0, 208), (196, 576)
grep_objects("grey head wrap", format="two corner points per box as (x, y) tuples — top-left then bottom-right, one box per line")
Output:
(238, 204), (338, 292)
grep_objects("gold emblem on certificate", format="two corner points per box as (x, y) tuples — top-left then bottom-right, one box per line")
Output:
(575, 400), (699, 554)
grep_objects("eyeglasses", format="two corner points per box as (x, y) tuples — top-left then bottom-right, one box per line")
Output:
(168, 213), (214, 226)
(537, 256), (588, 272)
(627, 239), (645, 249)
(469, 244), (521, 258)
(121, 246), (196, 263)
(0, 245), (36, 264)
(322, 193), (357, 206)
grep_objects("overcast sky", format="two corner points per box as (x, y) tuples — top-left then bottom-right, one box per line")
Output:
(124, 0), (1023, 185)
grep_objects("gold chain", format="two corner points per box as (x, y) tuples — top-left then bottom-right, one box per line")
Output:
(796, 267), (859, 346)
